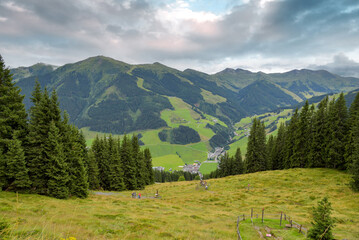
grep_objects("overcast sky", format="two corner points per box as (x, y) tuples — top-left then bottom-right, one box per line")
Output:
(1, 0), (359, 76)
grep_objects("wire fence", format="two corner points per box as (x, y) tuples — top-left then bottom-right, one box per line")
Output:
(236, 208), (308, 239)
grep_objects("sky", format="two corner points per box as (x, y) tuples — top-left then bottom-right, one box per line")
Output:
(1, 0), (359, 76)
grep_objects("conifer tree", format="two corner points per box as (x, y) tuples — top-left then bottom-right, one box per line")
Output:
(0, 150), (5, 189)
(143, 148), (154, 185)
(0, 55), (28, 154)
(218, 153), (231, 177)
(345, 92), (359, 167)
(132, 135), (145, 189)
(87, 151), (100, 190)
(120, 135), (137, 190)
(5, 136), (31, 191)
(292, 101), (311, 168)
(326, 93), (348, 169)
(245, 118), (267, 173)
(266, 135), (275, 170)
(285, 108), (299, 168)
(272, 123), (286, 170)
(46, 121), (69, 199)
(309, 97), (328, 168)
(234, 147), (244, 174)
(308, 197), (335, 240)
(108, 135), (125, 191)
(66, 126), (88, 198)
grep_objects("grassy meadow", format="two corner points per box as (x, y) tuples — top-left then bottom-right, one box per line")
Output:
(1, 168), (358, 239)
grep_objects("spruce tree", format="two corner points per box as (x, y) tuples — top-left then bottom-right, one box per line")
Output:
(272, 123), (286, 170)
(0, 55), (28, 154)
(87, 151), (100, 190)
(120, 135), (137, 190)
(46, 121), (69, 199)
(218, 153), (231, 177)
(245, 118), (267, 173)
(0, 149), (5, 189)
(132, 135), (146, 189)
(345, 92), (359, 168)
(349, 104), (359, 191)
(285, 108), (299, 168)
(66, 126), (88, 198)
(308, 197), (335, 240)
(5, 136), (31, 191)
(108, 135), (125, 191)
(234, 147), (244, 174)
(266, 135), (275, 170)
(326, 93), (348, 169)
(309, 97), (328, 168)
(143, 148), (154, 185)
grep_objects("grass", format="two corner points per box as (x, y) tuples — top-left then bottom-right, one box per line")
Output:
(0, 168), (358, 239)
(199, 162), (218, 174)
(152, 155), (184, 171)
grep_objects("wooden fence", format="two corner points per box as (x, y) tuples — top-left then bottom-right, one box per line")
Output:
(236, 208), (308, 239)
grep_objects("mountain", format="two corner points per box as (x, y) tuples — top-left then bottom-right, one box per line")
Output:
(13, 56), (359, 137)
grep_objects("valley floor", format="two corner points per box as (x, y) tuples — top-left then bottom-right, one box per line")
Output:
(0, 168), (358, 239)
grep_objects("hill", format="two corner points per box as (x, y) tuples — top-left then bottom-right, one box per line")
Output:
(0, 168), (358, 239)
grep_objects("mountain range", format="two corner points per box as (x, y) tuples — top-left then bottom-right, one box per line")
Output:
(12, 56), (359, 136)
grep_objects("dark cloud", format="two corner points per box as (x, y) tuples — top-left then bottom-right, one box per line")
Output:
(0, 0), (358, 72)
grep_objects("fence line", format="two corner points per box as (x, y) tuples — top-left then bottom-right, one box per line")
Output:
(237, 209), (308, 238)
(236, 216), (243, 240)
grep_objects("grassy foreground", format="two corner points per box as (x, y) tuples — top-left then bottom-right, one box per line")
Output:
(1, 168), (357, 239)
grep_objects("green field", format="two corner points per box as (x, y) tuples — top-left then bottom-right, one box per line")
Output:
(0, 168), (358, 239)
(199, 162), (218, 174)
(152, 155), (184, 171)
(81, 107), (297, 172)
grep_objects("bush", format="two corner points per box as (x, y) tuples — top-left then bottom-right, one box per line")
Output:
(178, 176), (185, 181)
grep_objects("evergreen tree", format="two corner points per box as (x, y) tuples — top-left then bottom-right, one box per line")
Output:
(285, 108), (299, 168)
(349, 103), (359, 191)
(218, 153), (231, 177)
(266, 135), (275, 170)
(309, 97), (329, 168)
(233, 147), (244, 174)
(108, 135), (125, 191)
(120, 135), (137, 190)
(308, 197), (335, 240)
(143, 148), (154, 184)
(46, 121), (69, 199)
(132, 135), (146, 189)
(272, 123), (286, 170)
(326, 93), (348, 169)
(292, 101), (311, 168)
(245, 118), (267, 173)
(66, 126), (88, 198)
(345, 92), (359, 167)
(0, 149), (5, 189)
(0, 55), (28, 154)
(87, 151), (100, 190)
(5, 136), (31, 191)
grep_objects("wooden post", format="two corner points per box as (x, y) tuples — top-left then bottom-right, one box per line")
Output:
(280, 212), (283, 226)
(256, 214), (258, 218)
(251, 208), (253, 219)
(284, 214), (286, 221)
(243, 214), (245, 221)
(262, 208), (264, 223)
(299, 225), (302, 233)
(290, 220), (293, 227)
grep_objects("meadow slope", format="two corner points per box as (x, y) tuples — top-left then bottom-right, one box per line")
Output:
(1, 168), (358, 239)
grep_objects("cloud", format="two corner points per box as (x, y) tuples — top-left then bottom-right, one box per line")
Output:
(309, 53), (359, 78)
(0, 0), (358, 73)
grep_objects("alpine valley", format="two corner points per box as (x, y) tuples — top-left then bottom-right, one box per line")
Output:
(11, 56), (359, 172)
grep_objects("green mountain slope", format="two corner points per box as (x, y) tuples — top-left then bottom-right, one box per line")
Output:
(13, 56), (359, 158)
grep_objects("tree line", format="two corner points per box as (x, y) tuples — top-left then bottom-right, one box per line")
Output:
(212, 93), (359, 191)
(153, 169), (199, 182)
(0, 55), (154, 199)
(89, 135), (154, 191)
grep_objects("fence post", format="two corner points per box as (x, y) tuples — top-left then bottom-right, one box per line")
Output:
(262, 208), (264, 223)
(299, 225), (302, 233)
(290, 220), (292, 227)
(251, 208), (253, 219)
(284, 213), (286, 221)
(256, 214), (258, 218)
(280, 212), (283, 226)
(243, 214), (245, 221)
